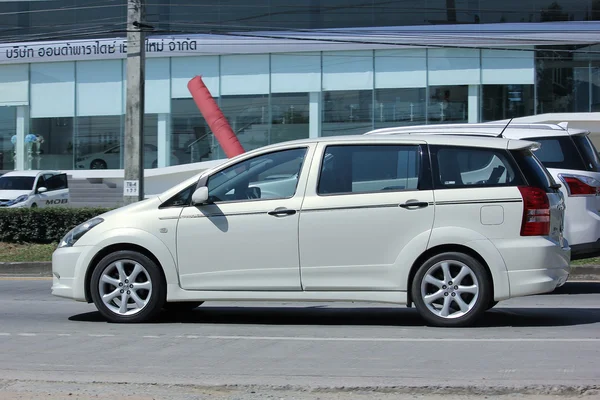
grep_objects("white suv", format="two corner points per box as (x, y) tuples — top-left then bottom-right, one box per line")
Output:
(52, 135), (569, 327)
(367, 122), (600, 261)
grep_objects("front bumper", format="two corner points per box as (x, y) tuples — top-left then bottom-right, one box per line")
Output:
(51, 245), (92, 302)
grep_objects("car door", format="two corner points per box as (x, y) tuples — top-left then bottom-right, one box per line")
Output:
(298, 141), (435, 291)
(176, 145), (315, 291)
(40, 173), (69, 207)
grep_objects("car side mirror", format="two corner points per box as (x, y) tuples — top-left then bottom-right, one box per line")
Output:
(37, 187), (47, 194)
(191, 186), (209, 205)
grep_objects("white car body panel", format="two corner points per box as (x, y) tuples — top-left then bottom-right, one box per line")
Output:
(51, 134), (570, 313)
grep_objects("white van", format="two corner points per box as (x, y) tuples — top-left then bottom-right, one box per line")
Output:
(0, 170), (69, 208)
(52, 134), (569, 327)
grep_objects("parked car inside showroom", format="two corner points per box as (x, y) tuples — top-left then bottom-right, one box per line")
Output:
(76, 144), (179, 169)
(0, 170), (69, 208)
(366, 122), (600, 260)
(52, 134), (569, 327)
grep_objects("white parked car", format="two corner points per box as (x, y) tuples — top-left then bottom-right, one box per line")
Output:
(52, 134), (570, 327)
(366, 122), (600, 260)
(76, 144), (179, 169)
(0, 170), (69, 208)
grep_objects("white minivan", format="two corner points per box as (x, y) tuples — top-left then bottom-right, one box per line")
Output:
(0, 170), (70, 208)
(366, 122), (600, 260)
(52, 134), (570, 327)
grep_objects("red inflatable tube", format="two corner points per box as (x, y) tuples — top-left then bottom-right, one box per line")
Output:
(187, 76), (245, 158)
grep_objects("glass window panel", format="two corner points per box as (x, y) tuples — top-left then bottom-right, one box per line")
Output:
(374, 88), (426, 129)
(220, 95), (269, 151)
(317, 144), (421, 195)
(428, 85), (469, 124)
(322, 90), (373, 137)
(207, 147), (307, 203)
(144, 114), (159, 169)
(0, 107), (16, 170)
(30, 117), (74, 170)
(171, 98), (223, 165)
(270, 93), (309, 144)
(482, 85), (535, 121)
(536, 48), (591, 113)
(74, 116), (122, 170)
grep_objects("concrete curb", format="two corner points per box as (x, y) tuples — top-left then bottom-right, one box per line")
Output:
(0, 262), (52, 277)
(1, 262), (600, 280)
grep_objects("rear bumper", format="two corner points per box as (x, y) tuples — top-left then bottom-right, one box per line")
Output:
(491, 236), (571, 298)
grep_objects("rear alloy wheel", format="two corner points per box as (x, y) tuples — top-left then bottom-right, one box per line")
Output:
(90, 251), (166, 323)
(412, 252), (491, 327)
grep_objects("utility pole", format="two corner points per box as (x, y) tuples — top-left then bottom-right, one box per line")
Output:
(123, 0), (146, 204)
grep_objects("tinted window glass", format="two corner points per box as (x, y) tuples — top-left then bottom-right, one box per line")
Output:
(161, 183), (196, 208)
(572, 135), (600, 172)
(432, 146), (521, 189)
(207, 148), (307, 202)
(317, 145), (421, 195)
(44, 174), (68, 191)
(528, 136), (587, 170)
(0, 176), (34, 190)
(511, 149), (557, 193)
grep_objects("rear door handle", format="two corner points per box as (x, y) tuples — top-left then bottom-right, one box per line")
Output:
(268, 208), (297, 217)
(399, 201), (429, 209)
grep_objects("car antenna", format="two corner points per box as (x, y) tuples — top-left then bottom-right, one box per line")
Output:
(497, 118), (513, 138)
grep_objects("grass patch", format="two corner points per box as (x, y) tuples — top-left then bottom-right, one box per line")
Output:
(572, 257), (600, 266)
(0, 242), (56, 263)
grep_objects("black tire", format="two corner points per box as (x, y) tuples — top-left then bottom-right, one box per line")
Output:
(30, 203), (37, 208)
(411, 252), (491, 327)
(163, 301), (203, 312)
(90, 159), (107, 169)
(90, 250), (166, 323)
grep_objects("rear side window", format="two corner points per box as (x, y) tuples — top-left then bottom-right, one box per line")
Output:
(571, 135), (600, 172)
(528, 136), (587, 171)
(510, 149), (557, 193)
(318, 144), (422, 195)
(431, 146), (522, 189)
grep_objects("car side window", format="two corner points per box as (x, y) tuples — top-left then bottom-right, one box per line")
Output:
(206, 147), (308, 203)
(44, 174), (68, 192)
(317, 144), (421, 195)
(432, 146), (521, 189)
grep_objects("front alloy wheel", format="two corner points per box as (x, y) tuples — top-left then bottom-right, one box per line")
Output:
(412, 252), (491, 327)
(91, 251), (165, 323)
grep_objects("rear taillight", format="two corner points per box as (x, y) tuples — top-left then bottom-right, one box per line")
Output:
(518, 186), (550, 236)
(560, 174), (600, 196)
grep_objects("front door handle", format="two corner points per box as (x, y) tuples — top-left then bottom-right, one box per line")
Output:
(268, 208), (297, 217)
(399, 201), (429, 209)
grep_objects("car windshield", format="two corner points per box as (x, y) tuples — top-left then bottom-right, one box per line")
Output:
(571, 134), (600, 172)
(0, 176), (35, 191)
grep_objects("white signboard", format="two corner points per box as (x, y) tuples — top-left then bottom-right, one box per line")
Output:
(123, 180), (139, 197)
(0, 36), (204, 65)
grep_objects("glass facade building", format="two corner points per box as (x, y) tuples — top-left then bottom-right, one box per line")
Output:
(1, 1), (599, 171)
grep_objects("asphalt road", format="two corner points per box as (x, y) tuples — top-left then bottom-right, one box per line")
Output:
(0, 279), (599, 398)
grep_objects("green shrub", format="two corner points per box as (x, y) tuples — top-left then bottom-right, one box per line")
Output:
(0, 207), (113, 244)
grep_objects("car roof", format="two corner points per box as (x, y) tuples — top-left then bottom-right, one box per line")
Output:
(258, 133), (537, 152)
(1, 170), (61, 178)
(365, 122), (590, 139)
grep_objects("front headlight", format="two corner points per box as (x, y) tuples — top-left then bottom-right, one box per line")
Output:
(58, 217), (104, 248)
(4, 194), (30, 207)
